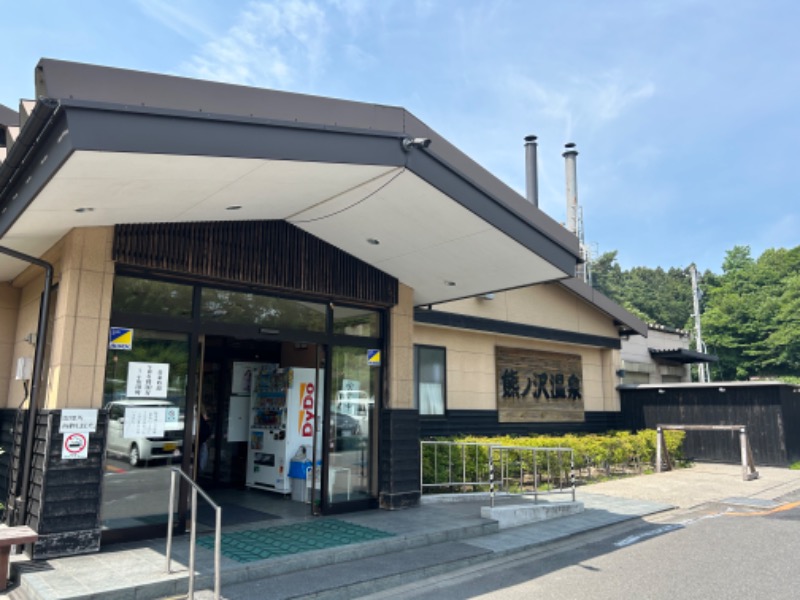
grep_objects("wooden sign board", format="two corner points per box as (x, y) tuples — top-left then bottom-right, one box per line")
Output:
(496, 346), (584, 423)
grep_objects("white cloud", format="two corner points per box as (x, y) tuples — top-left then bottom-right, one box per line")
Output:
(327, 0), (368, 18)
(505, 70), (655, 141)
(591, 78), (656, 122)
(134, 0), (217, 41)
(505, 75), (574, 138)
(181, 0), (329, 89)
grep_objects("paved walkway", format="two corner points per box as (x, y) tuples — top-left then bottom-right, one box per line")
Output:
(576, 463), (800, 508)
(8, 463), (800, 600)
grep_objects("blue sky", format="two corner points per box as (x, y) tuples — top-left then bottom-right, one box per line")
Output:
(3, 0), (799, 273)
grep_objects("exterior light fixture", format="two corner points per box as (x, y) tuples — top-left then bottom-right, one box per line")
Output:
(445, 280), (456, 287)
(74, 207), (94, 213)
(367, 238), (380, 245)
(718, 387), (726, 392)
(226, 205), (242, 211)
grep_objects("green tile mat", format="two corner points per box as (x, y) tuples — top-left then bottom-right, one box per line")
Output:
(196, 519), (395, 563)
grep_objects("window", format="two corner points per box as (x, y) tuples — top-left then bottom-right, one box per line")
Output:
(112, 276), (193, 318)
(333, 306), (380, 337)
(101, 329), (189, 529)
(415, 345), (446, 415)
(200, 288), (326, 332)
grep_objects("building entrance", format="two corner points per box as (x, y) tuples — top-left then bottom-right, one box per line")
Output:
(194, 335), (379, 522)
(100, 273), (384, 543)
(197, 336), (324, 512)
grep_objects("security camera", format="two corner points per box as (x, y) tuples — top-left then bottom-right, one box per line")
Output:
(402, 137), (432, 151)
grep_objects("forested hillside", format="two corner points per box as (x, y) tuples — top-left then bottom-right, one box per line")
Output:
(590, 245), (800, 382)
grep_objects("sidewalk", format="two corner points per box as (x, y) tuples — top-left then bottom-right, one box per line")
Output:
(9, 463), (800, 600)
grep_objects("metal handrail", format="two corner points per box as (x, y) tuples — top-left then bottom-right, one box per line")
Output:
(421, 441), (575, 507)
(166, 468), (222, 599)
(489, 445), (575, 507)
(420, 441), (492, 489)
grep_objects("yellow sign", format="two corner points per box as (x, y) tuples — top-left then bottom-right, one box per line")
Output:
(109, 327), (133, 350)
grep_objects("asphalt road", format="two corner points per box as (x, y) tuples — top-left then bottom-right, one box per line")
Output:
(382, 498), (800, 600)
(101, 457), (176, 522)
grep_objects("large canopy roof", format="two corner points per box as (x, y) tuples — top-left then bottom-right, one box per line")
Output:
(0, 59), (582, 306)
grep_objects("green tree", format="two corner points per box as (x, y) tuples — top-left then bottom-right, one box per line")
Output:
(590, 252), (692, 329)
(703, 245), (800, 380)
(592, 251), (624, 301)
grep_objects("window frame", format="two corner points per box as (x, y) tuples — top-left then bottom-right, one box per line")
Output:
(414, 344), (447, 416)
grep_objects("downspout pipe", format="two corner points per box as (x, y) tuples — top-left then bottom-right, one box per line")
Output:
(0, 245), (54, 527)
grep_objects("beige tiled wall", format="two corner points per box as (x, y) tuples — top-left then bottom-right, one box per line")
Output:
(0, 283), (21, 407)
(6, 227), (115, 410)
(434, 284), (619, 338)
(6, 269), (48, 409)
(388, 284), (415, 409)
(48, 227), (115, 409)
(413, 323), (619, 413)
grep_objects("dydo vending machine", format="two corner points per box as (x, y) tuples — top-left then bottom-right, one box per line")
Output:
(246, 367), (323, 493)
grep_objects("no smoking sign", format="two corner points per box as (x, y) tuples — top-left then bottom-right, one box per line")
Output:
(62, 432), (89, 460)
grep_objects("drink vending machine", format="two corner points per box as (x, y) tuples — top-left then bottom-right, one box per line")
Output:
(246, 366), (323, 493)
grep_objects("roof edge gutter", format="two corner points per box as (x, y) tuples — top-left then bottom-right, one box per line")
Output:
(0, 98), (60, 209)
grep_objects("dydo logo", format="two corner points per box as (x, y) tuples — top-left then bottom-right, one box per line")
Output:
(298, 382), (315, 437)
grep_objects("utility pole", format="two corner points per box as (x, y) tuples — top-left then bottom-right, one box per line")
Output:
(690, 264), (709, 383)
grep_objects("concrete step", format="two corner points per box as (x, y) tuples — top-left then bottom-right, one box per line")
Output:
(197, 541), (495, 600)
(12, 518), (499, 600)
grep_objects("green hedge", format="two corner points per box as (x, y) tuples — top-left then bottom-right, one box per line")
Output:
(421, 430), (686, 491)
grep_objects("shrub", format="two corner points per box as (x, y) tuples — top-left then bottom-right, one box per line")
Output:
(422, 429), (686, 492)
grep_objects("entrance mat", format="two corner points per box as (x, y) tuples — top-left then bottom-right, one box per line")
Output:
(195, 502), (279, 528)
(197, 519), (395, 563)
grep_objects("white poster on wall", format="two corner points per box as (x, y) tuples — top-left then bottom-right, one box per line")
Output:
(59, 409), (98, 433)
(123, 406), (166, 438)
(126, 362), (169, 398)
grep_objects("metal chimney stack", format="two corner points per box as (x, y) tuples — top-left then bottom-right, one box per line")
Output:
(563, 142), (579, 234)
(524, 135), (539, 208)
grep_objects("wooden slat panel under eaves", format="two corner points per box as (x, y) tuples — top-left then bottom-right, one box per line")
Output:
(113, 221), (398, 306)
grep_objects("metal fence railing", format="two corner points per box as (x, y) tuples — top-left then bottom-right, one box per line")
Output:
(421, 441), (575, 507)
(166, 467), (221, 600)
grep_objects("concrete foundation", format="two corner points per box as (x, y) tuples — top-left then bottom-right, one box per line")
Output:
(480, 500), (584, 529)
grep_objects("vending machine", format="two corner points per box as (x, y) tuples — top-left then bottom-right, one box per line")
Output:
(246, 367), (324, 493)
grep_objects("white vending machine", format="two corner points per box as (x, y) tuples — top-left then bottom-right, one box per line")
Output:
(246, 367), (324, 493)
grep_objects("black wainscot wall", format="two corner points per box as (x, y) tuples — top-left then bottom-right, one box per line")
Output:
(18, 410), (107, 559)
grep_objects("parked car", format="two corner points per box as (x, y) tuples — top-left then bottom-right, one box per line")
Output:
(335, 390), (373, 434)
(106, 399), (184, 467)
(330, 410), (361, 451)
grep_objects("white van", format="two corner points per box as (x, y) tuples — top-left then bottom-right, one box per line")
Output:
(335, 390), (373, 433)
(106, 399), (184, 466)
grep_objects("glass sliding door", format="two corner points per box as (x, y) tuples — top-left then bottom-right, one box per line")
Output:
(101, 329), (190, 532)
(325, 345), (379, 507)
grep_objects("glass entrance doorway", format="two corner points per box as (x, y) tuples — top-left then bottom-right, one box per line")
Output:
(197, 337), (380, 514)
(197, 336), (324, 513)
(325, 345), (378, 509)
(100, 273), (385, 542)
